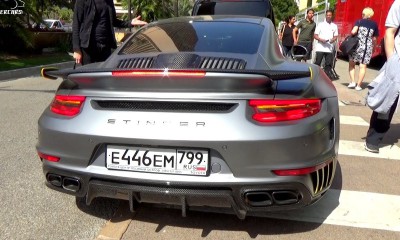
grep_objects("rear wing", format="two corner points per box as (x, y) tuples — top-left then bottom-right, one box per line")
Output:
(41, 68), (312, 95)
(42, 67), (311, 81)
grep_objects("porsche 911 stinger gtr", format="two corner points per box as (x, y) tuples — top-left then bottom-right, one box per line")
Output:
(37, 16), (339, 219)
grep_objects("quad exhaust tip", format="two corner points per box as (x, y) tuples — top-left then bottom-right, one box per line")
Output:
(244, 190), (299, 207)
(46, 174), (81, 192)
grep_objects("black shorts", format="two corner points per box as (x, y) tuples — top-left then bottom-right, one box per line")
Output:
(298, 41), (313, 60)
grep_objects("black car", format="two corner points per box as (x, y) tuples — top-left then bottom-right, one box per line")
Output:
(192, 0), (275, 26)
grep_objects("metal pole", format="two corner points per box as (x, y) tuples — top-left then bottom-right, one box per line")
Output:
(128, 0), (132, 32)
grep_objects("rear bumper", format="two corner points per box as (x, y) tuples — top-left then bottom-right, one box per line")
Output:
(42, 158), (335, 219)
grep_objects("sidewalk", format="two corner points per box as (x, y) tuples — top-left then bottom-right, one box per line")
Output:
(330, 58), (381, 106)
(0, 61), (74, 82)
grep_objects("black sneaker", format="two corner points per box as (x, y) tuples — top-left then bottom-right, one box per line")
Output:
(364, 143), (379, 153)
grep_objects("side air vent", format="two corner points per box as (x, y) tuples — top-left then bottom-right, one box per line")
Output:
(200, 57), (246, 70)
(311, 160), (335, 195)
(93, 101), (237, 112)
(117, 57), (155, 69)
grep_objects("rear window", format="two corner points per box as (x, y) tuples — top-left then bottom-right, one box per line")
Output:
(194, 2), (270, 18)
(119, 21), (263, 55)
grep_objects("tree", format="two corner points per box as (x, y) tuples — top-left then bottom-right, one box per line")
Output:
(120, 0), (193, 22)
(0, 0), (74, 54)
(315, 0), (338, 11)
(271, 0), (299, 24)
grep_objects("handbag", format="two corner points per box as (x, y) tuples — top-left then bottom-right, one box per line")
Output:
(339, 35), (359, 56)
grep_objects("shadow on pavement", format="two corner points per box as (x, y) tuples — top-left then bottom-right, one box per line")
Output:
(360, 123), (400, 147)
(121, 163), (343, 238)
(76, 197), (121, 220)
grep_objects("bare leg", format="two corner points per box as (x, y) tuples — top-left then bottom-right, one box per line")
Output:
(348, 60), (356, 83)
(357, 64), (367, 87)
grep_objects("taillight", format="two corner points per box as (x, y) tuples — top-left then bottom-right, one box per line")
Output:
(112, 69), (206, 78)
(249, 99), (321, 122)
(38, 152), (60, 162)
(272, 160), (332, 176)
(50, 95), (86, 116)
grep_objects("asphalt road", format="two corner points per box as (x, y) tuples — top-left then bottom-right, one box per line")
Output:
(0, 59), (399, 240)
(0, 76), (120, 240)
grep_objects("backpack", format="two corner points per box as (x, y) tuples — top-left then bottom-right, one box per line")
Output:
(339, 35), (359, 56)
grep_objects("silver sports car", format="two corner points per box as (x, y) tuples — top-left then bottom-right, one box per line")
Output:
(37, 16), (339, 219)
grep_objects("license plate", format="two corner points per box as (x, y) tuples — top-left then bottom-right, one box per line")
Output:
(106, 145), (209, 176)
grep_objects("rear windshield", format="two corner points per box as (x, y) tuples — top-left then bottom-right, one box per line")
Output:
(195, 2), (270, 17)
(119, 21), (263, 55)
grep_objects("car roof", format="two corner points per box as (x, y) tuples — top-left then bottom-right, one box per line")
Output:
(152, 15), (265, 25)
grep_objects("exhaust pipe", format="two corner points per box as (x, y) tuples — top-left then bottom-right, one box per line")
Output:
(272, 191), (299, 205)
(244, 191), (272, 207)
(62, 177), (81, 192)
(47, 174), (62, 187)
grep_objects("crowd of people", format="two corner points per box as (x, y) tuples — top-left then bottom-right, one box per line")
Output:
(279, 7), (382, 85)
(278, 1), (400, 154)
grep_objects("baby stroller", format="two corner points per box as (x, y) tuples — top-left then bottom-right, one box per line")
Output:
(329, 45), (340, 80)
(291, 45), (308, 61)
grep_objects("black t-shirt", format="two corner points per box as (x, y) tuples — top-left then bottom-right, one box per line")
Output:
(281, 24), (295, 47)
(354, 19), (379, 38)
(92, 0), (113, 46)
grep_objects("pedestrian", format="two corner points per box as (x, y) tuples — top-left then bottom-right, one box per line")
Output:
(314, 10), (338, 80)
(347, 7), (379, 91)
(72, 0), (147, 65)
(293, 8), (316, 62)
(279, 15), (296, 57)
(365, 0), (400, 153)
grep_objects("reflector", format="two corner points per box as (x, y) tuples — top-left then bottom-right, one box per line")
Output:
(38, 152), (60, 162)
(272, 159), (333, 176)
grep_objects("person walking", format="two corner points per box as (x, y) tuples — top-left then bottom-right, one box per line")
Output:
(314, 9), (338, 80)
(279, 15), (296, 57)
(365, 0), (400, 153)
(347, 7), (379, 91)
(72, 0), (147, 65)
(293, 8), (316, 62)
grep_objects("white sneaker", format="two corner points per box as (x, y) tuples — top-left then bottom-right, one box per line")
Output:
(355, 86), (362, 91)
(348, 82), (356, 88)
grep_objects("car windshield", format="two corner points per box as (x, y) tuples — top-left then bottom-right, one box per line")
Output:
(120, 21), (263, 55)
(196, 2), (269, 17)
(44, 20), (53, 27)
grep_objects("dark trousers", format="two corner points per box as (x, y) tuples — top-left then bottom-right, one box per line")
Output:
(81, 43), (112, 65)
(315, 51), (336, 79)
(314, 51), (334, 70)
(282, 45), (292, 57)
(366, 96), (399, 146)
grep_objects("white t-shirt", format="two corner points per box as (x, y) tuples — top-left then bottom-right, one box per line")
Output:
(314, 21), (338, 53)
(385, 0), (400, 53)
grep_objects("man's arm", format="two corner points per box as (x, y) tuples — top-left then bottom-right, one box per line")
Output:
(314, 33), (328, 43)
(293, 26), (299, 45)
(385, 27), (397, 59)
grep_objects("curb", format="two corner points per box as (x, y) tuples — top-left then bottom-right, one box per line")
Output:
(0, 61), (75, 82)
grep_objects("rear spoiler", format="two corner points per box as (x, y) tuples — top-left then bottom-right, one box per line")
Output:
(41, 67), (311, 81)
